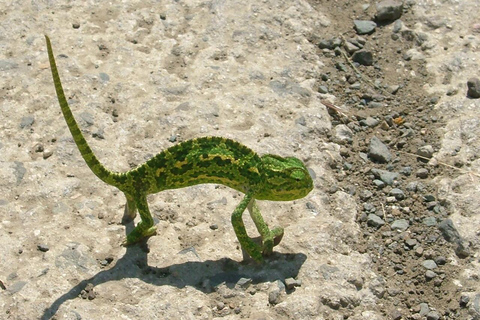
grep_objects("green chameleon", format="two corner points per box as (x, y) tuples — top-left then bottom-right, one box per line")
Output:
(44, 35), (313, 262)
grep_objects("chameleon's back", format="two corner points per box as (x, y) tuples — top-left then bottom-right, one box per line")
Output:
(127, 137), (264, 195)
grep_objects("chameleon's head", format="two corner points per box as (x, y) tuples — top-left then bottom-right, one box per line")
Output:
(255, 154), (313, 201)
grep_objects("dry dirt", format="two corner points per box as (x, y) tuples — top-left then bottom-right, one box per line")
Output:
(1, 1), (479, 319)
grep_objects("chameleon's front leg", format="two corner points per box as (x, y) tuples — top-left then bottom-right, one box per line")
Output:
(231, 193), (264, 262)
(247, 200), (284, 256)
(122, 193), (157, 245)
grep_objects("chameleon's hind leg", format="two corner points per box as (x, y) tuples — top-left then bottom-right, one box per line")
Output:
(123, 193), (137, 221)
(122, 194), (157, 246)
(247, 200), (284, 256)
(231, 193), (264, 262)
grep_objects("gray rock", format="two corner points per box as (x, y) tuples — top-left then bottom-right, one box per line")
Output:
(467, 77), (480, 98)
(334, 124), (354, 144)
(405, 238), (417, 248)
(438, 219), (461, 243)
(373, 179), (386, 189)
(20, 116), (34, 128)
(416, 168), (429, 178)
(344, 41), (360, 54)
(391, 219), (409, 231)
(423, 216), (437, 226)
(236, 277), (252, 289)
(99, 72), (110, 82)
(435, 256), (447, 265)
(426, 311), (440, 320)
(376, 0), (403, 22)
(371, 168), (398, 185)
(285, 278), (302, 290)
(406, 181), (424, 192)
(422, 260), (438, 270)
(425, 270), (437, 279)
(360, 190), (373, 201)
(389, 188), (405, 200)
(417, 145), (434, 159)
(418, 303), (430, 316)
(318, 85), (328, 93)
(368, 136), (392, 163)
(352, 50), (374, 66)
(359, 117), (380, 127)
(367, 214), (385, 228)
(393, 20), (404, 33)
(354, 20), (377, 35)
(399, 166), (412, 176)
(363, 202), (376, 212)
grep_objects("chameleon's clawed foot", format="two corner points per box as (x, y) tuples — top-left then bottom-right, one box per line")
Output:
(261, 226), (284, 256)
(122, 226), (157, 246)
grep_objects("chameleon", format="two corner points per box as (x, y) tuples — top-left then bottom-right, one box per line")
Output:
(44, 35), (313, 262)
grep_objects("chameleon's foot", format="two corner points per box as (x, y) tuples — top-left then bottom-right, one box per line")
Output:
(122, 225), (157, 246)
(242, 242), (264, 263)
(262, 226), (284, 256)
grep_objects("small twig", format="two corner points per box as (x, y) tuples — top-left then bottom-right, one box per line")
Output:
(397, 150), (480, 179)
(320, 99), (350, 118)
(340, 35), (393, 97)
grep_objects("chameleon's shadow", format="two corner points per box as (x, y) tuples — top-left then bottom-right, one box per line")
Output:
(41, 217), (307, 320)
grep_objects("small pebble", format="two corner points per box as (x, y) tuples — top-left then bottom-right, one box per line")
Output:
(367, 214), (385, 228)
(285, 278), (302, 290)
(425, 270), (437, 280)
(391, 219), (409, 231)
(354, 20), (377, 35)
(37, 244), (49, 252)
(368, 136), (392, 163)
(389, 188), (405, 200)
(375, 0), (403, 21)
(426, 311), (440, 320)
(352, 50), (374, 66)
(422, 260), (438, 270)
(416, 168), (429, 178)
(417, 145), (434, 159)
(236, 277), (252, 289)
(467, 77), (480, 98)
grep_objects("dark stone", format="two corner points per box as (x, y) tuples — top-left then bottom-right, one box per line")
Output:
(354, 20), (377, 35)
(438, 219), (461, 243)
(376, 0), (403, 22)
(352, 50), (374, 66)
(368, 136), (392, 163)
(37, 244), (49, 252)
(467, 77), (480, 98)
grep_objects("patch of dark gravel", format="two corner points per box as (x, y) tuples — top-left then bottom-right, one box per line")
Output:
(307, 0), (473, 318)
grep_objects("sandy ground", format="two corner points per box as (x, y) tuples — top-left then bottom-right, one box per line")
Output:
(1, 0), (479, 319)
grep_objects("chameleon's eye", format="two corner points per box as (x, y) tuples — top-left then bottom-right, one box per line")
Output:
(290, 170), (306, 181)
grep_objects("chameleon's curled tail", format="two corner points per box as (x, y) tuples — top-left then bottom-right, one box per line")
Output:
(45, 35), (119, 186)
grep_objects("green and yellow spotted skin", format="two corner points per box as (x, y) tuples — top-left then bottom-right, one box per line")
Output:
(45, 35), (313, 262)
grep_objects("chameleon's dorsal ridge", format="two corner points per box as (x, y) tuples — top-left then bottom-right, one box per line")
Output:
(45, 36), (314, 263)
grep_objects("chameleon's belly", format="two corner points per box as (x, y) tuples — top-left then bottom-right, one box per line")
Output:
(132, 137), (263, 194)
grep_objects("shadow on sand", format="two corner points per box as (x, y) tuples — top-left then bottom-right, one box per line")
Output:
(41, 216), (307, 319)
